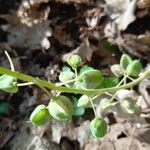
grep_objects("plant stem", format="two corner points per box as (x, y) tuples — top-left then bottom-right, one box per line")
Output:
(17, 82), (34, 86)
(0, 67), (149, 96)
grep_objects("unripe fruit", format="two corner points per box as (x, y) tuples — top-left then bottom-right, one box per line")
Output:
(120, 98), (140, 115)
(30, 105), (51, 126)
(111, 64), (123, 77)
(77, 95), (91, 108)
(0, 75), (18, 93)
(48, 95), (73, 121)
(78, 70), (103, 89)
(126, 60), (142, 77)
(90, 117), (107, 138)
(67, 55), (82, 69)
(99, 98), (112, 111)
(120, 54), (132, 70)
(59, 71), (75, 82)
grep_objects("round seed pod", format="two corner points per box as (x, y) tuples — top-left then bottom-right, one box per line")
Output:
(120, 98), (140, 115)
(30, 105), (51, 126)
(77, 95), (91, 108)
(78, 70), (103, 89)
(111, 64), (124, 77)
(99, 98), (112, 111)
(59, 71), (75, 83)
(0, 75), (18, 93)
(67, 55), (82, 69)
(48, 95), (73, 121)
(126, 60), (142, 77)
(120, 54), (132, 70)
(90, 117), (107, 138)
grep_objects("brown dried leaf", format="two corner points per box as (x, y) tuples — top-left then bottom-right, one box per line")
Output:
(1, 21), (52, 49)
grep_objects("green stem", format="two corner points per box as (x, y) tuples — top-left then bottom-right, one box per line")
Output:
(0, 67), (149, 96)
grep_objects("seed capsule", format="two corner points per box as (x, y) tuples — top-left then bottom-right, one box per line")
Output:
(30, 105), (51, 126)
(48, 95), (73, 121)
(99, 98), (112, 111)
(90, 117), (107, 138)
(120, 98), (140, 115)
(77, 95), (91, 108)
(126, 60), (142, 77)
(0, 75), (18, 93)
(67, 55), (82, 69)
(120, 54), (132, 70)
(111, 64), (123, 77)
(59, 71), (75, 83)
(78, 70), (103, 89)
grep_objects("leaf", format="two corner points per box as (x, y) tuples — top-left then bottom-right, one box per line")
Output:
(0, 75), (18, 93)
(0, 102), (9, 114)
(99, 76), (119, 88)
(71, 96), (85, 117)
(79, 65), (95, 75)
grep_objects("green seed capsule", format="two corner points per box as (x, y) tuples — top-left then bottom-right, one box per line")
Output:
(90, 117), (107, 138)
(0, 75), (18, 93)
(120, 98), (140, 115)
(111, 64), (123, 77)
(120, 54), (132, 70)
(59, 71), (75, 83)
(78, 70), (103, 89)
(67, 55), (82, 69)
(48, 95), (73, 121)
(77, 95), (91, 108)
(126, 60), (142, 77)
(30, 105), (51, 126)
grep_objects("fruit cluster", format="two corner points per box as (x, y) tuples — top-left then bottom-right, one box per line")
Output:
(0, 53), (148, 138)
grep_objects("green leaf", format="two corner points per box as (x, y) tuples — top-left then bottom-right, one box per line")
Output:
(101, 40), (116, 53)
(62, 66), (71, 72)
(0, 75), (18, 93)
(71, 96), (85, 117)
(0, 102), (9, 114)
(79, 65), (94, 75)
(99, 76), (119, 88)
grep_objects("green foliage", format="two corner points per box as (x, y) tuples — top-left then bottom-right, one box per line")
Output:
(90, 117), (107, 138)
(0, 75), (18, 93)
(0, 102), (9, 114)
(30, 105), (51, 126)
(48, 95), (73, 121)
(99, 76), (119, 88)
(71, 96), (85, 116)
